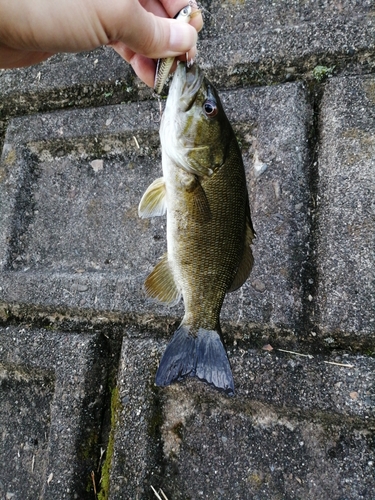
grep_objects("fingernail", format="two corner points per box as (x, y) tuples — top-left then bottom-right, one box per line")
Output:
(169, 23), (197, 52)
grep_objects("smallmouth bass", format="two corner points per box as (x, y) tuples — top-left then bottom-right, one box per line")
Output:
(139, 62), (255, 395)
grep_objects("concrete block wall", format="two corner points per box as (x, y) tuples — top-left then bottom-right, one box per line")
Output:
(0, 1), (374, 499)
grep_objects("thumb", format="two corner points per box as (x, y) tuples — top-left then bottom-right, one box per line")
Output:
(110, 5), (198, 59)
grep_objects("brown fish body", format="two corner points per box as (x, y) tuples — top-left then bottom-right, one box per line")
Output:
(164, 139), (249, 330)
(139, 63), (254, 394)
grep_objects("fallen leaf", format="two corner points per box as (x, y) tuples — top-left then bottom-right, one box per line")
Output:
(262, 344), (273, 352)
(91, 159), (103, 173)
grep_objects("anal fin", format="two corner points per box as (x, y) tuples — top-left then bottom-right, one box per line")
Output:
(145, 253), (181, 305)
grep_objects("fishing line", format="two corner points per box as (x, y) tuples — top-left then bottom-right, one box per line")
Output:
(188, 0), (215, 22)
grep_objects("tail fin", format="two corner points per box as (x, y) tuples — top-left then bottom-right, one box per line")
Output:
(155, 325), (234, 396)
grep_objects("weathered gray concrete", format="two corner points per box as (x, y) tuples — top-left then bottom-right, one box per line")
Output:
(0, 0), (374, 499)
(316, 75), (375, 338)
(109, 335), (374, 499)
(0, 326), (109, 499)
(198, 0), (375, 86)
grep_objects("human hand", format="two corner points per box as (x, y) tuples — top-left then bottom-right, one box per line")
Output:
(0, 0), (203, 86)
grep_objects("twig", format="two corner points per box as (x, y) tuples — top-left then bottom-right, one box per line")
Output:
(151, 486), (163, 500)
(277, 348), (354, 368)
(324, 361), (354, 368)
(160, 490), (169, 500)
(277, 348), (313, 359)
(151, 486), (169, 500)
(91, 471), (97, 496)
(97, 447), (105, 473)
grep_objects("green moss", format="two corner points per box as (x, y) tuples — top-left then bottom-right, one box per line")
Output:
(312, 65), (335, 82)
(98, 385), (122, 500)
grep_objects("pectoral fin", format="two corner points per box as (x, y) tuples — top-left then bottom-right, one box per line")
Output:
(228, 204), (255, 292)
(191, 181), (212, 222)
(145, 253), (181, 305)
(138, 177), (166, 218)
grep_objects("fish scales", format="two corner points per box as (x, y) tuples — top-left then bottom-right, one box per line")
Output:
(139, 62), (255, 395)
(167, 141), (248, 329)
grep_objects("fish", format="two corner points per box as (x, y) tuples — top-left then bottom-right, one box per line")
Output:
(139, 62), (255, 395)
(154, 4), (199, 95)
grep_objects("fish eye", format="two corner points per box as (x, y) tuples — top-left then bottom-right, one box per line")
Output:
(180, 6), (191, 16)
(203, 100), (218, 118)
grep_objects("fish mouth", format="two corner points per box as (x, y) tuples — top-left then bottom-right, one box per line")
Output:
(175, 62), (204, 112)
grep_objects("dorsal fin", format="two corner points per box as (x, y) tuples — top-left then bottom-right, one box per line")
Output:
(138, 177), (166, 218)
(144, 253), (181, 305)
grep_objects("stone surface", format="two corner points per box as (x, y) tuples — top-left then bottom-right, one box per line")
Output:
(316, 75), (375, 338)
(108, 335), (375, 499)
(0, 326), (108, 499)
(198, 0), (375, 85)
(0, 48), (135, 117)
(0, 101), (161, 318)
(0, 366), (53, 498)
